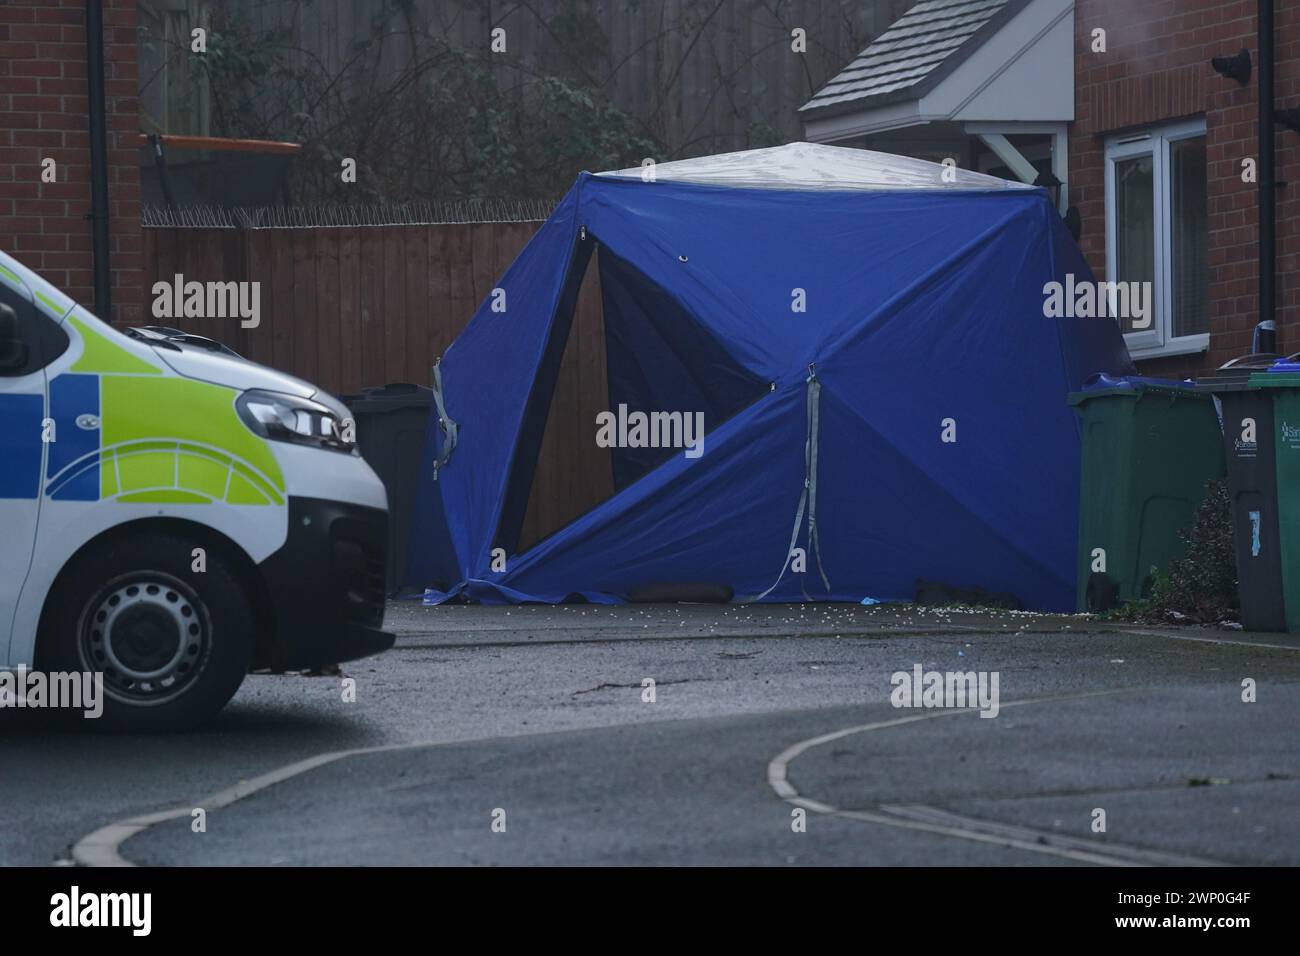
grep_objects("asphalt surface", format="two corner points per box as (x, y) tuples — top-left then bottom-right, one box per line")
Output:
(1, 603), (1297, 866)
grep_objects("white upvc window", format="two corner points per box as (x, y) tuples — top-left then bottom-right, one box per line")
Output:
(1104, 119), (1209, 358)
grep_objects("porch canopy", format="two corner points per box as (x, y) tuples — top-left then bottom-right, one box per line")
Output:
(800, 0), (1075, 204)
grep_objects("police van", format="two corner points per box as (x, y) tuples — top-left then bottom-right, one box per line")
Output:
(0, 250), (393, 730)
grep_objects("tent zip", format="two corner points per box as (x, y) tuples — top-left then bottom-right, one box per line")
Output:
(745, 364), (831, 602)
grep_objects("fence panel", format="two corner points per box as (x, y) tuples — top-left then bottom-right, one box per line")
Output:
(141, 222), (550, 390)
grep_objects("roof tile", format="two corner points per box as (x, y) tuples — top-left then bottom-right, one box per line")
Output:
(800, 0), (1013, 115)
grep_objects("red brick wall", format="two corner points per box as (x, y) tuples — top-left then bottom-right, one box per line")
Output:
(0, 0), (141, 325)
(1071, 0), (1300, 379)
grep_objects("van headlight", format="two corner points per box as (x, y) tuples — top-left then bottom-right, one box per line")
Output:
(236, 389), (354, 453)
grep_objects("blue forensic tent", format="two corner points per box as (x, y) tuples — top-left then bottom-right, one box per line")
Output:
(408, 143), (1134, 610)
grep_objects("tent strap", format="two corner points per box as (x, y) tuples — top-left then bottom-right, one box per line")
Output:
(805, 371), (831, 593)
(430, 358), (459, 481)
(745, 367), (831, 602)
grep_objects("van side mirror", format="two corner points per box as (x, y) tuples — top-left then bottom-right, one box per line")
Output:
(0, 303), (30, 371)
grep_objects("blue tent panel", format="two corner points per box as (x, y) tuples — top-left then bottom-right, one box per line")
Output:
(600, 245), (769, 490)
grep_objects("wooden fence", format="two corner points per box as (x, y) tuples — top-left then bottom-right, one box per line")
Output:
(141, 223), (613, 551)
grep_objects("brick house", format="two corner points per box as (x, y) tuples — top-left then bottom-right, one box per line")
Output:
(1, 0), (143, 326)
(1071, 0), (1297, 379)
(802, 0), (1297, 379)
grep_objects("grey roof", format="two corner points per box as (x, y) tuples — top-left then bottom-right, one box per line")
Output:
(800, 0), (1029, 118)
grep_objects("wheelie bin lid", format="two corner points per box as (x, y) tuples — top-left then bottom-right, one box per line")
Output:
(340, 382), (433, 412)
(1067, 372), (1203, 406)
(1252, 352), (1300, 379)
(1249, 369), (1300, 388)
(1197, 354), (1282, 393)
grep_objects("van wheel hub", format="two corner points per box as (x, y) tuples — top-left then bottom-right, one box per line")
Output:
(78, 573), (211, 705)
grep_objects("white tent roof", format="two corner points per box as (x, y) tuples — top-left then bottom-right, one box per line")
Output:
(598, 142), (1032, 191)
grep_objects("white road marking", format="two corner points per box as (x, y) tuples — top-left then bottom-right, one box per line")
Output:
(766, 688), (1230, 867)
(877, 804), (1221, 867)
(1123, 628), (1300, 652)
(73, 742), (421, 866)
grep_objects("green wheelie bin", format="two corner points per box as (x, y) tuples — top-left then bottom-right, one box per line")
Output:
(1069, 376), (1226, 612)
(1198, 355), (1285, 631)
(1247, 362), (1300, 632)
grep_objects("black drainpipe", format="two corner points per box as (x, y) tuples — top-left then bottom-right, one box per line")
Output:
(1257, 0), (1278, 353)
(85, 0), (112, 320)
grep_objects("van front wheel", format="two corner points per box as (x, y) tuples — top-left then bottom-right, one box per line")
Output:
(42, 533), (254, 732)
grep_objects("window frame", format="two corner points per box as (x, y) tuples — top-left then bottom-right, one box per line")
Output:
(1104, 118), (1209, 359)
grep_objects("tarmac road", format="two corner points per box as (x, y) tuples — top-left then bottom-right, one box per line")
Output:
(1, 603), (1296, 866)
